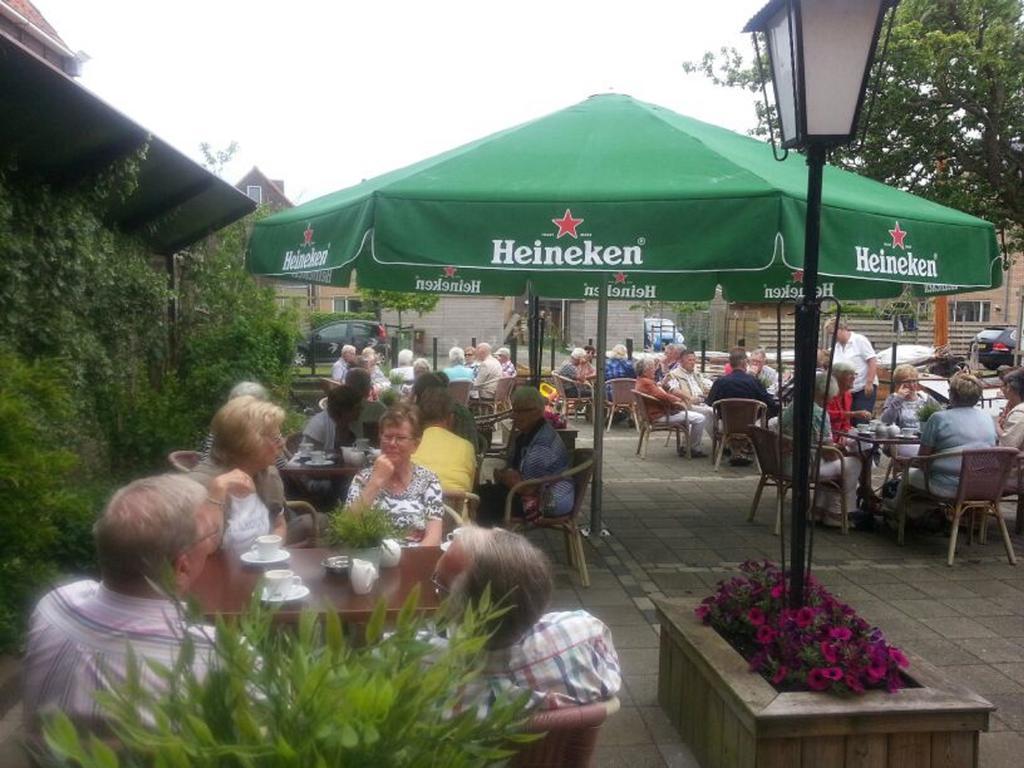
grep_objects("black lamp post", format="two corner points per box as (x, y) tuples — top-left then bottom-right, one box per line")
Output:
(744, 0), (899, 607)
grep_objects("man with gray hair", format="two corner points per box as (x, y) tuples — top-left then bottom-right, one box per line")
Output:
(23, 474), (228, 733)
(433, 526), (620, 718)
(331, 344), (359, 382)
(473, 342), (503, 400)
(495, 347), (517, 378)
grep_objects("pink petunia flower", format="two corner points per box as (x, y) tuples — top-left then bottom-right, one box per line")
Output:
(807, 668), (830, 691)
(819, 641), (839, 664)
(747, 607), (766, 626)
(756, 625), (777, 645)
(694, 604), (710, 622)
(829, 627), (853, 642)
(822, 667), (844, 681)
(845, 673), (865, 693)
(888, 647), (910, 668)
(866, 662), (887, 682)
(770, 584), (784, 599)
(771, 665), (789, 685)
(795, 607), (815, 628)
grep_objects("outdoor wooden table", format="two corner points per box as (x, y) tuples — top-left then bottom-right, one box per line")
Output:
(189, 546), (443, 623)
(839, 429), (921, 510)
(278, 458), (362, 481)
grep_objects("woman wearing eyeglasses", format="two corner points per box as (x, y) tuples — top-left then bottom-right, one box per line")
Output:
(345, 404), (444, 546)
(190, 395), (309, 551)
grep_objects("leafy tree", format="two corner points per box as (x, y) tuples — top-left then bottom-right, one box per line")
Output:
(358, 288), (440, 351)
(684, 0), (1024, 242)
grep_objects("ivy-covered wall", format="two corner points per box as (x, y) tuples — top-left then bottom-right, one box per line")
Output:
(0, 163), (297, 650)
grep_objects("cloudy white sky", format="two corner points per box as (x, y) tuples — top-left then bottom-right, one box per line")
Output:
(38, 1), (766, 203)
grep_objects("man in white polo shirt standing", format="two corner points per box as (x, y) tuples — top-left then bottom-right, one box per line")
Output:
(826, 319), (878, 424)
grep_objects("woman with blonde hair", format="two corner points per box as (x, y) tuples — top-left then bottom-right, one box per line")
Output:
(191, 395), (315, 550)
(880, 364), (937, 458)
(901, 372), (995, 498)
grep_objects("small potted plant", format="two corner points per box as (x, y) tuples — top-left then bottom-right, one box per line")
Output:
(327, 501), (396, 568)
(916, 400), (942, 424)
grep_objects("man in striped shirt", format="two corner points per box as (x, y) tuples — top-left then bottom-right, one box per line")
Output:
(435, 527), (621, 718)
(23, 473), (231, 735)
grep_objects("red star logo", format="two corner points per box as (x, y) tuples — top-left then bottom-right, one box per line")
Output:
(443, 266), (458, 277)
(888, 221), (908, 250)
(614, 272), (627, 284)
(791, 270), (804, 283)
(302, 224), (314, 246)
(551, 209), (584, 239)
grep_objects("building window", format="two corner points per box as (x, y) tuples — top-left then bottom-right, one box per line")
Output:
(246, 185), (263, 204)
(333, 298), (364, 313)
(949, 300), (991, 323)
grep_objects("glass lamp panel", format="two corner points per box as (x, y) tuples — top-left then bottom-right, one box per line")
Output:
(765, 4), (799, 145)
(800, 0), (885, 139)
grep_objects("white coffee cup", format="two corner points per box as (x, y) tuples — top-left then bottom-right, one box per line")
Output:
(297, 440), (313, 458)
(264, 569), (302, 600)
(350, 558), (378, 595)
(310, 449), (325, 463)
(251, 534), (282, 561)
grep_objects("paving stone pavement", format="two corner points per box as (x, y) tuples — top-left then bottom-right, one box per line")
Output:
(3, 423), (1024, 766)
(529, 426), (1024, 768)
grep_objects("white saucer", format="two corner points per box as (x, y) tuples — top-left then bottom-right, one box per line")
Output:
(440, 541), (451, 552)
(306, 459), (335, 467)
(261, 584), (310, 603)
(240, 549), (291, 565)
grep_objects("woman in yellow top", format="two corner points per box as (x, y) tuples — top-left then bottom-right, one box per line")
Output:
(412, 388), (477, 493)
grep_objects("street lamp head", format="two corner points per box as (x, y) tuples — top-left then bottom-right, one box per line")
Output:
(744, 0), (898, 149)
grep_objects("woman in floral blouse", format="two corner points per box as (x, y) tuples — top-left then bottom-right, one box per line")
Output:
(346, 405), (444, 545)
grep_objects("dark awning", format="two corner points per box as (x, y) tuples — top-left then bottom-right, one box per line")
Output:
(0, 34), (255, 254)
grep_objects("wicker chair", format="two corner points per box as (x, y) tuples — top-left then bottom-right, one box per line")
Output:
(442, 490), (481, 527)
(167, 450), (201, 472)
(493, 375), (517, 413)
(896, 446), (1018, 565)
(747, 427), (852, 535)
(509, 697), (620, 768)
(448, 379), (472, 406)
(711, 398), (768, 471)
(285, 500), (323, 547)
(605, 378), (639, 432)
(503, 448), (595, 586)
(632, 390), (691, 459)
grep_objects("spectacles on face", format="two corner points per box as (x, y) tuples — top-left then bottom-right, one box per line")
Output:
(381, 434), (415, 445)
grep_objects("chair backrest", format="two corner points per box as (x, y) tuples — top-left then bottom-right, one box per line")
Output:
(749, 427), (791, 481)
(570, 447), (596, 512)
(607, 378), (637, 405)
(955, 447), (1020, 505)
(167, 450), (200, 473)
(631, 390), (652, 428)
(551, 374), (571, 399)
(714, 398), (767, 434)
(442, 490), (480, 527)
(494, 375), (517, 406)
(448, 379), (471, 405)
(509, 697), (618, 768)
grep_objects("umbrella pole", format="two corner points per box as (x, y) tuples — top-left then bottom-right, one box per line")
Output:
(789, 143), (827, 609)
(528, 283), (541, 387)
(589, 274), (608, 537)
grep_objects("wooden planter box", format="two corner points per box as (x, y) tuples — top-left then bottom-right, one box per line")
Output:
(656, 598), (993, 768)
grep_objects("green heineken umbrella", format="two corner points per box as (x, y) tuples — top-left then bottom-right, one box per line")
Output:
(247, 94), (1001, 534)
(247, 94), (1000, 298)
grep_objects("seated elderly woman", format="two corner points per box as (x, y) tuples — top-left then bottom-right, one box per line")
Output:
(434, 526), (620, 718)
(880, 363), (938, 458)
(634, 356), (705, 457)
(827, 362), (873, 438)
(444, 346), (475, 382)
(998, 369), (1024, 449)
(781, 373), (861, 526)
(898, 372), (996, 501)
(345, 404), (444, 545)
(412, 388), (477, 494)
(476, 387), (574, 526)
(191, 395), (317, 550)
(361, 346), (391, 395)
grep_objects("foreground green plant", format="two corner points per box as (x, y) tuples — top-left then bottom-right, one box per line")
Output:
(326, 502), (397, 550)
(44, 588), (534, 766)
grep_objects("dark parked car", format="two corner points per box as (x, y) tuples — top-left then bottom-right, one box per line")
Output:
(973, 326), (1017, 371)
(295, 320), (388, 366)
